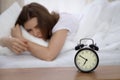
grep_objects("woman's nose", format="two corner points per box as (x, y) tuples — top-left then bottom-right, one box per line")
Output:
(32, 28), (42, 37)
(33, 29), (39, 36)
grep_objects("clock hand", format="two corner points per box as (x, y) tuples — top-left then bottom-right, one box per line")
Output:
(83, 59), (88, 66)
(79, 55), (87, 60)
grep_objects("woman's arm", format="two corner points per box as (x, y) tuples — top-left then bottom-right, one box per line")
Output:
(0, 24), (28, 54)
(0, 37), (27, 54)
(27, 29), (68, 61)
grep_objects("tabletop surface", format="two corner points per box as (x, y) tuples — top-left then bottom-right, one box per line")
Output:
(0, 65), (120, 80)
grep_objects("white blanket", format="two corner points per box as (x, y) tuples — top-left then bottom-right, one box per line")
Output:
(0, 0), (120, 68)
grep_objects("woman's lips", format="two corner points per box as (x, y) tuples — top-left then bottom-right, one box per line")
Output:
(38, 35), (43, 38)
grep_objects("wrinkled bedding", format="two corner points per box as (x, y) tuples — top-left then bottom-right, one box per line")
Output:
(0, 0), (120, 68)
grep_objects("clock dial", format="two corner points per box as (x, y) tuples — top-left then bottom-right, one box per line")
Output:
(75, 48), (99, 72)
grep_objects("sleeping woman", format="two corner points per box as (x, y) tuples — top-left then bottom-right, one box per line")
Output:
(0, 2), (79, 61)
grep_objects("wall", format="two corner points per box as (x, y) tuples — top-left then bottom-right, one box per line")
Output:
(0, 0), (1, 13)
(0, 0), (24, 14)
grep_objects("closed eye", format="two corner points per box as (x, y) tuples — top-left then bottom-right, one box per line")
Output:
(26, 29), (32, 32)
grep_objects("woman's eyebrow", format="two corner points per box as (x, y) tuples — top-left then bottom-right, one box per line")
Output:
(25, 27), (31, 30)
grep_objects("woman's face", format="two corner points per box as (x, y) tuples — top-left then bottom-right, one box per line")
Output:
(24, 17), (43, 38)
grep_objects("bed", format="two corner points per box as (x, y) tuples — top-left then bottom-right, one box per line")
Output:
(0, 0), (120, 68)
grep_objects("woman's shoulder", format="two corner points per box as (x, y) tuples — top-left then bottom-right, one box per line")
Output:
(52, 12), (79, 34)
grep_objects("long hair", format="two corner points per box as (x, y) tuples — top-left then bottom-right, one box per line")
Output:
(15, 2), (59, 40)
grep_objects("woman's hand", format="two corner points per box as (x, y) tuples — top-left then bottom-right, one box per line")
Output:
(1, 37), (28, 55)
(11, 24), (23, 39)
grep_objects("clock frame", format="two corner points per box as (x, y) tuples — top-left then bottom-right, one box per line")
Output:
(74, 38), (99, 73)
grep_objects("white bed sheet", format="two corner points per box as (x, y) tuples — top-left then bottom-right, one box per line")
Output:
(0, 0), (120, 69)
(0, 50), (76, 68)
(0, 45), (120, 69)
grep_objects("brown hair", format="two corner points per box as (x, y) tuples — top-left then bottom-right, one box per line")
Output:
(15, 2), (59, 40)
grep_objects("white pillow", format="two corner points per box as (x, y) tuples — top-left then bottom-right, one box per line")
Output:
(0, 2), (21, 38)
(21, 26), (48, 47)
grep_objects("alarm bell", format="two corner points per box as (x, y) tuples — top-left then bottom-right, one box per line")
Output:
(75, 38), (99, 51)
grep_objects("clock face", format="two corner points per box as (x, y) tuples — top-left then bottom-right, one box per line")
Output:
(74, 48), (99, 72)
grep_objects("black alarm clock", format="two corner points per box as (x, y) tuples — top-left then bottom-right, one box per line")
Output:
(74, 38), (99, 73)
